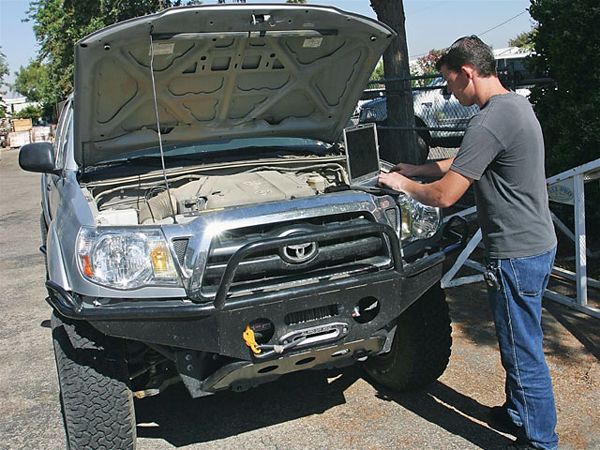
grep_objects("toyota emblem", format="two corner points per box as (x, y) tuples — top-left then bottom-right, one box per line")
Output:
(280, 242), (318, 264)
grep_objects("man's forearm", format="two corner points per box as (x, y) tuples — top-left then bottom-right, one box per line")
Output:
(417, 158), (455, 178)
(378, 168), (471, 208)
(400, 178), (447, 207)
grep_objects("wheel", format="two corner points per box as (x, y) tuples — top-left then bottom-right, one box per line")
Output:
(417, 132), (430, 162)
(51, 312), (136, 449)
(364, 283), (452, 391)
(415, 117), (431, 163)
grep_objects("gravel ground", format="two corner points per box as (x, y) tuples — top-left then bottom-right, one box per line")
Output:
(1, 147), (598, 450)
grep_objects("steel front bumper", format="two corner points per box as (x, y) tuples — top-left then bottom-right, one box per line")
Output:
(46, 249), (445, 361)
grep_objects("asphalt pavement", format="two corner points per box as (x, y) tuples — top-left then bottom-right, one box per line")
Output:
(1, 147), (598, 450)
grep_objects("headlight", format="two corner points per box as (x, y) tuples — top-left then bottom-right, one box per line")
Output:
(397, 195), (442, 241)
(77, 227), (180, 289)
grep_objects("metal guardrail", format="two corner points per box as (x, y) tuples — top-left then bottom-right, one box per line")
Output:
(441, 158), (600, 319)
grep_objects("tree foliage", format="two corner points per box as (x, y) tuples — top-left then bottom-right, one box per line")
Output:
(370, 60), (385, 81)
(14, 60), (50, 103)
(14, 104), (43, 120)
(508, 29), (536, 50)
(414, 49), (443, 77)
(528, 0), (600, 176)
(0, 47), (9, 116)
(411, 49), (442, 87)
(0, 47), (9, 94)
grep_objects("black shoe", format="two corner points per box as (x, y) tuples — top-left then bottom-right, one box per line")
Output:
(488, 405), (522, 435)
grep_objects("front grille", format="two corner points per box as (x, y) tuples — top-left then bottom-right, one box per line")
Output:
(285, 304), (339, 325)
(199, 214), (393, 299)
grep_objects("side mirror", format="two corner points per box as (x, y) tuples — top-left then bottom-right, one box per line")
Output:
(18, 142), (59, 174)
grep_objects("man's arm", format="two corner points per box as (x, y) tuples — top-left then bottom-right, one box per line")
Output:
(391, 157), (455, 178)
(378, 169), (472, 208)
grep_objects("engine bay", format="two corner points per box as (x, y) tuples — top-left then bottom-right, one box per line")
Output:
(86, 162), (348, 225)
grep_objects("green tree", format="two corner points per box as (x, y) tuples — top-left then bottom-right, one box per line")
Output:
(508, 29), (536, 50)
(0, 48), (9, 94)
(415, 49), (443, 76)
(14, 60), (50, 103)
(529, 0), (600, 250)
(528, 0), (600, 175)
(0, 47), (9, 117)
(370, 60), (385, 81)
(14, 61), (55, 119)
(411, 49), (443, 87)
(14, 104), (43, 121)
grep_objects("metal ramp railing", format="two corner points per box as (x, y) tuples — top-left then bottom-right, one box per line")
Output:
(441, 158), (600, 319)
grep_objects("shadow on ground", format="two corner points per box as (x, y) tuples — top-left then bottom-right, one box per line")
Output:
(444, 280), (600, 365)
(135, 368), (358, 447)
(135, 366), (516, 449)
(372, 381), (516, 450)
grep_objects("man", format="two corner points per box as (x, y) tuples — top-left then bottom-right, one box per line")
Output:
(378, 36), (558, 450)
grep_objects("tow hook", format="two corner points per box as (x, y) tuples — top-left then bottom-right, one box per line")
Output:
(243, 325), (307, 359)
(242, 325), (262, 355)
(243, 322), (348, 359)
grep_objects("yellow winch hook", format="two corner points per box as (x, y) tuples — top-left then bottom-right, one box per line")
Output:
(242, 325), (262, 355)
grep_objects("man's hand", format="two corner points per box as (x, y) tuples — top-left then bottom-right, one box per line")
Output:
(378, 171), (410, 193)
(389, 158), (456, 179)
(390, 162), (422, 177)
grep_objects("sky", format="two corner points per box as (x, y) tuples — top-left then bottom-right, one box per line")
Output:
(0, 0), (536, 88)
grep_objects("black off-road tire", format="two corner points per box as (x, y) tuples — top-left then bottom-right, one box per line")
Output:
(417, 132), (430, 162)
(51, 312), (136, 450)
(364, 283), (452, 391)
(415, 118), (431, 163)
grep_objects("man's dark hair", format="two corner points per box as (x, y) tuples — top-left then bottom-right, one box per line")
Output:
(435, 35), (497, 77)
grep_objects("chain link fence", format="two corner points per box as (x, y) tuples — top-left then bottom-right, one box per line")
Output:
(355, 71), (554, 149)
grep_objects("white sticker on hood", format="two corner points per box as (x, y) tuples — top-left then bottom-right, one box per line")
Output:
(303, 37), (323, 48)
(149, 42), (175, 56)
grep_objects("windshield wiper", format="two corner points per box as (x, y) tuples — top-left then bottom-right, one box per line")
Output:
(85, 156), (169, 171)
(87, 145), (331, 172)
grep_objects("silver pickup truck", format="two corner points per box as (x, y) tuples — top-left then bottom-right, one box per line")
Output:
(18, 5), (460, 449)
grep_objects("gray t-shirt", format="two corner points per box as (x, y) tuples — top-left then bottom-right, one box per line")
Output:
(451, 92), (556, 259)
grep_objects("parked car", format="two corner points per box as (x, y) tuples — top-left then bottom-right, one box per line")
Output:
(358, 48), (533, 151)
(19, 5), (461, 448)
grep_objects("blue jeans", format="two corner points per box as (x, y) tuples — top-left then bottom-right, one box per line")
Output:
(487, 247), (558, 450)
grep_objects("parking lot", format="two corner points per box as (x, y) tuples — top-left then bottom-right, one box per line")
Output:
(1, 147), (598, 450)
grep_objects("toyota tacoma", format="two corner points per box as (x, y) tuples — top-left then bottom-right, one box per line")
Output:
(19, 4), (457, 449)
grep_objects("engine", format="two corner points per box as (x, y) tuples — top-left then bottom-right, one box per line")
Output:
(87, 165), (345, 226)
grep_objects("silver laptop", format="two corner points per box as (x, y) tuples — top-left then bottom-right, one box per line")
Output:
(343, 123), (386, 186)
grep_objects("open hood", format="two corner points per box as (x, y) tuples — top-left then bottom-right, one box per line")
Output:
(73, 4), (394, 167)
